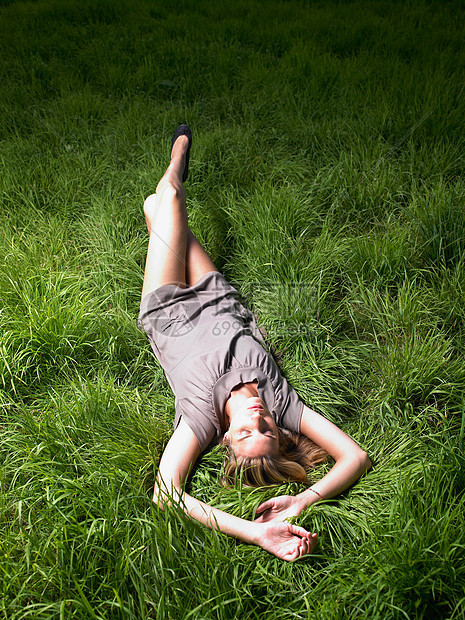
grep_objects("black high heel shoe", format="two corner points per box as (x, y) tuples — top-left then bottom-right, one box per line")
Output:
(171, 124), (192, 182)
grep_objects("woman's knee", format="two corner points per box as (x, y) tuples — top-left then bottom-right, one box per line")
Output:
(143, 193), (157, 221)
(143, 180), (186, 233)
(143, 182), (184, 217)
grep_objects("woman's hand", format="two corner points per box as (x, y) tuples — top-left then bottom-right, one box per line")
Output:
(254, 495), (306, 523)
(254, 522), (317, 561)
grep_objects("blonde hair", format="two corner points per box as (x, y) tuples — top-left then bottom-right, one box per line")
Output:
(222, 428), (328, 487)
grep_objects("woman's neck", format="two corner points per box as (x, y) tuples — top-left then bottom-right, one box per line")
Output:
(224, 380), (259, 425)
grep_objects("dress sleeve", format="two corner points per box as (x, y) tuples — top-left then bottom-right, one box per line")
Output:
(174, 397), (217, 453)
(272, 375), (305, 433)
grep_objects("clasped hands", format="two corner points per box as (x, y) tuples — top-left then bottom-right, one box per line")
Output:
(252, 495), (317, 561)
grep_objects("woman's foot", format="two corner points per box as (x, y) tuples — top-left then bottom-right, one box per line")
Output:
(171, 124), (192, 182)
(171, 134), (189, 162)
(144, 126), (191, 234)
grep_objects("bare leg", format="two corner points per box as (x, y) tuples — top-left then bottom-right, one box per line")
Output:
(141, 136), (189, 299)
(185, 230), (218, 286)
(141, 135), (218, 299)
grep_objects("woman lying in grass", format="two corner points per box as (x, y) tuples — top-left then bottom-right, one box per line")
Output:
(138, 125), (371, 561)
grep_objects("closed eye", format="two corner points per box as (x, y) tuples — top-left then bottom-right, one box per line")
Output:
(237, 430), (276, 441)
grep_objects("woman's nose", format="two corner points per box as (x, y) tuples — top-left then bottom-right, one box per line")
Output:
(248, 410), (262, 427)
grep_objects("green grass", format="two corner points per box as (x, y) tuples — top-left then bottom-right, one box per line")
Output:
(1, 0), (465, 617)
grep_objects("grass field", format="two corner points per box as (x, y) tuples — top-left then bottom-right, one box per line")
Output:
(1, 0), (465, 617)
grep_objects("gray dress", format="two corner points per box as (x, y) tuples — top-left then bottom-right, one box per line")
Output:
(138, 271), (304, 451)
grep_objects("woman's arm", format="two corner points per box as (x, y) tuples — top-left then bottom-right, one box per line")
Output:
(155, 419), (317, 560)
(255, 405), (371, 522)
(297, 404), (372, 503)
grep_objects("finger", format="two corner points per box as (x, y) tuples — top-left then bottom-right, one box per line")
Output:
(295, 535), (314, 560)
(307, 533), (318, 554)
(289, 541), (307, 562)
(288, 523), (311, 538)
(256, 500), (273, 514)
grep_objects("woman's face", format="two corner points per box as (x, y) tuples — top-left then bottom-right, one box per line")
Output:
(225, 396), (279, 458)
